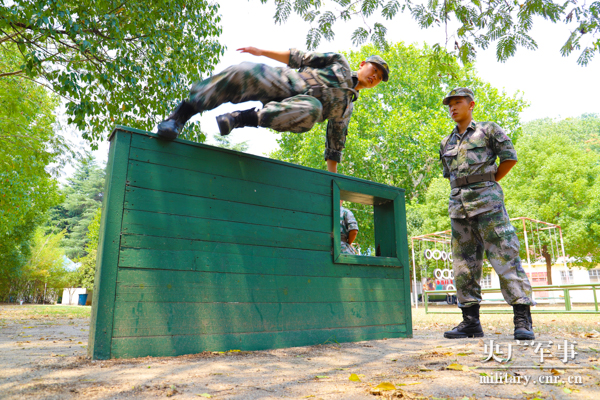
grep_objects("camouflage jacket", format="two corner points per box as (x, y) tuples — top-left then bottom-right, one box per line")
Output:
(288, 49), (358, 146)
(340, 206), (359, 254)
(340, 206), (359, 239)
(439, 121), (518, 219)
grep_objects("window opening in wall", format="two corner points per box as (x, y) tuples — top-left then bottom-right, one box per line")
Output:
(332, 179), (406, 267)
(589, 269), (600, 283)
(480, 274), (492, 289)
(527, 271), (548, 285)
(340, 201), (375, 256)
(560, 270), (574, 285)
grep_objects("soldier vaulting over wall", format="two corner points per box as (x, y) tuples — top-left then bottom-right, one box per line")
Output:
(156, 47), (389, 173)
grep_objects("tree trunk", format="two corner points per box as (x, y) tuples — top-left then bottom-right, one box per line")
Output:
(542, 244), (553, 285)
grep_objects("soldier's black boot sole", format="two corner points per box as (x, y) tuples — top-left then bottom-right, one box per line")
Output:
(216, 114), (235, 136)
(216, 108), (259, 136)
(514, 329), (535, 340)
(444, 304), (484, 339)
(157, 101), (197, 140)
(157, 119), (183, 140)
(444, 325), (484, 339)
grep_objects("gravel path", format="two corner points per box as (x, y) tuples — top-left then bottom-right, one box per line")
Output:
(1, 305), (599, 399)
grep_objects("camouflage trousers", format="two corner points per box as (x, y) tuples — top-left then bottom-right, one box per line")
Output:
(451, 206), (535, 308)
(189, 62), (323, 133)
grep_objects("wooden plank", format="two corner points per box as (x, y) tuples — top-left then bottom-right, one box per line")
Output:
(111, 324), (409, 358)
(122, 209), (331, 251)
(374, 198), (397, 258)
(337, 180), (402, 203)
(88, 129), (132, 360)
(332, 181), (341, 262)
(126, 161), (331, 216)
(114, 268), (406, 304)
(334, 254), (403, 267)
(118, 240), (405, 280)
(122, 127), (406, 196)
(395, 191), (413, 337)
(111, 301), (407, 337)
(124, 186), (330, 233)
(129, 137), (332, 196)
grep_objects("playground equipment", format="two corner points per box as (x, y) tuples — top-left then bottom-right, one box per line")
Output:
(88, 126), (412, 360)
(410, 217), (568, 308)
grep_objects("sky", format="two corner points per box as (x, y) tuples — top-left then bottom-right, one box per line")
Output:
(85, 0), (599, 165)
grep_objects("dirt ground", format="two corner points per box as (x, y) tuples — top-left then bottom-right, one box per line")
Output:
(1, 304), (599, 400)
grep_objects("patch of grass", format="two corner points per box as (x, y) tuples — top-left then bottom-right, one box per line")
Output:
(0, 305), (91, 321)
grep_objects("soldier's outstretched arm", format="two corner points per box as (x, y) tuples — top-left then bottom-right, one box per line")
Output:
(237, 47), (290, 64)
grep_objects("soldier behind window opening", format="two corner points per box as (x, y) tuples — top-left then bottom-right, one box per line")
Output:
(340, 201), (359, 255)
(439, 87), (536, 341)
(156, 47), (390, 174)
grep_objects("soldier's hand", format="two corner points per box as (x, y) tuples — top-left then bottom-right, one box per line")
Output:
(237, 47), (262, 56)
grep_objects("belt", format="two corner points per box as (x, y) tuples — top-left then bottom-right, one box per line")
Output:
(299, 71), (325, 98)
(450, 172), (496, 189)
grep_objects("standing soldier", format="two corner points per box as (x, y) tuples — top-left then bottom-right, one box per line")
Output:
(439, 88), (536, 340)
(157, 47), (389, 173)
(340, 201), (359, 255)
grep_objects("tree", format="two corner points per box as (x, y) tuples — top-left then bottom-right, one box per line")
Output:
(47, 153), (105, 259)
(74, 208), (102, 290)
(522, 114), (600, 154)
(271, 42), (526, 252)
(0, 45), (64, 293)
(0, 0), (225, 146)
(211, 134), (250, 152)
(502, 116), (600, 283)
(260, 0), (599, 66)
(1, 228), (70, 303)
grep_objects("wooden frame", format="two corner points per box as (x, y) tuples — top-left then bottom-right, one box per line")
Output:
(332, 180), (407, 268)
(89, 126), (412, 359)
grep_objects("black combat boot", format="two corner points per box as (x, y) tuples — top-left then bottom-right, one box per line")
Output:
(157, 101), (197, 140)
(513, 304), (535, 340)
(216, 108), (259, 136)
(443, 304), (484, 339)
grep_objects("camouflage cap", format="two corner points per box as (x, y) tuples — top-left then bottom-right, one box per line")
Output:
(443, 87), (475, 105)
(365, 55), (389, 82)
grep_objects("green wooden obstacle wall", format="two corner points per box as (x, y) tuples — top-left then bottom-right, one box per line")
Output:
(88, 126), (412, 360)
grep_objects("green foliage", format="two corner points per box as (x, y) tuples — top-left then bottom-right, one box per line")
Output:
(503, 115), (600, 268)
(1, 228), (71, 303)
(0, 44), (64, 294)
(416, 177), (452, 234)
(271, 42), (525, 252)
(521, 114), (600, 154)
(46, 153), (105, 259)
(74, 208), (102, 290)
(260, 0), (599, 66)
(0, 0), (225, 146)
(211, 134), (250, 152)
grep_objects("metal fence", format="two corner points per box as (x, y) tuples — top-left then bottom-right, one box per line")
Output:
(423, 283), (600, 314)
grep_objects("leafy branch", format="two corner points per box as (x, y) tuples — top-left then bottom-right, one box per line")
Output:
(0, 0), (225, 147)
(259, 0), (599, 66)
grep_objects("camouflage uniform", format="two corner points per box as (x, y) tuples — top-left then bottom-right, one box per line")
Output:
(189, 49), (359, 163)
(340, 206), (359, 255)
(440, 120), (535, 308)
